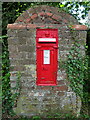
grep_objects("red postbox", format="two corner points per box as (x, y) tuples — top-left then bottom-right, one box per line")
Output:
(36, 29), (58, 86)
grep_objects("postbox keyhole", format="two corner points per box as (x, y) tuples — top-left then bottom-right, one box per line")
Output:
(43, 67), (48, 70)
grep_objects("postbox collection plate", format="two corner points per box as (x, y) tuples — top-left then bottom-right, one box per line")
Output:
(36, 29), (58, 86)
(43, 50), (50, 64)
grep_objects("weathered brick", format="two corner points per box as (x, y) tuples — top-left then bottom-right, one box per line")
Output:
(63, 19), (68, 23)
(46, 12), (53, 17)
(43, 18), (54, 24)
(71, 25), (88, 30)
(52, 14), (62, 21)
(26, 24), (37, 29)
(8, 45), (18, 53)
(57, 92), (65, 96)
(26, 52), (35, 59)
(9, 58), (18, 66)
(38, 12), (46, 16)
(32, 17), (42, 23)
(8, 37), (18, 45)
(10, 81), (16, 88)
(31, 14), (38, 20)
(9, 52), (19, 59)
(18, 45), (35, 52)
(50, 6), (60, 14)
(18, 37), (26, 44)
(16, 29), (27, 37)
(54, 85), (68, 91)
(10, 65), (25, 71)
(57, 80), (65, 85)
(18, 59), (35, 65)
(7, 30), (17, 37)
(26, 29), (35, 37)
(26, 38), (35, 45)
(9, 52), (27, 60)
(7, 24), (26, 29)
(25, 18), (31, 23)
(36, 86), (52, 91)
(10, 76), (17, 81)
(10, 71), (18, 77)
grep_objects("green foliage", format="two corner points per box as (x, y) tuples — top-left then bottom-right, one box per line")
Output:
(1, 37), (13, 116)
(32, 116), (41, 120)
(65, 30), (89, 115)
(66, 46), (88, 98)
(1, 35), (21, 117)
(0, 35), (8, 39)
(60, 2), (90, 25)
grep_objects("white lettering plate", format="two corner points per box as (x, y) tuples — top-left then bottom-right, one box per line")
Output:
(44, 50), (50, 64)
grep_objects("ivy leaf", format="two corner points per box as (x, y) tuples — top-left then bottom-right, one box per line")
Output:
(0, 35), (8, 39)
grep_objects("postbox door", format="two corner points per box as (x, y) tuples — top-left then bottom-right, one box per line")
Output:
(36, 46), (57, 85)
